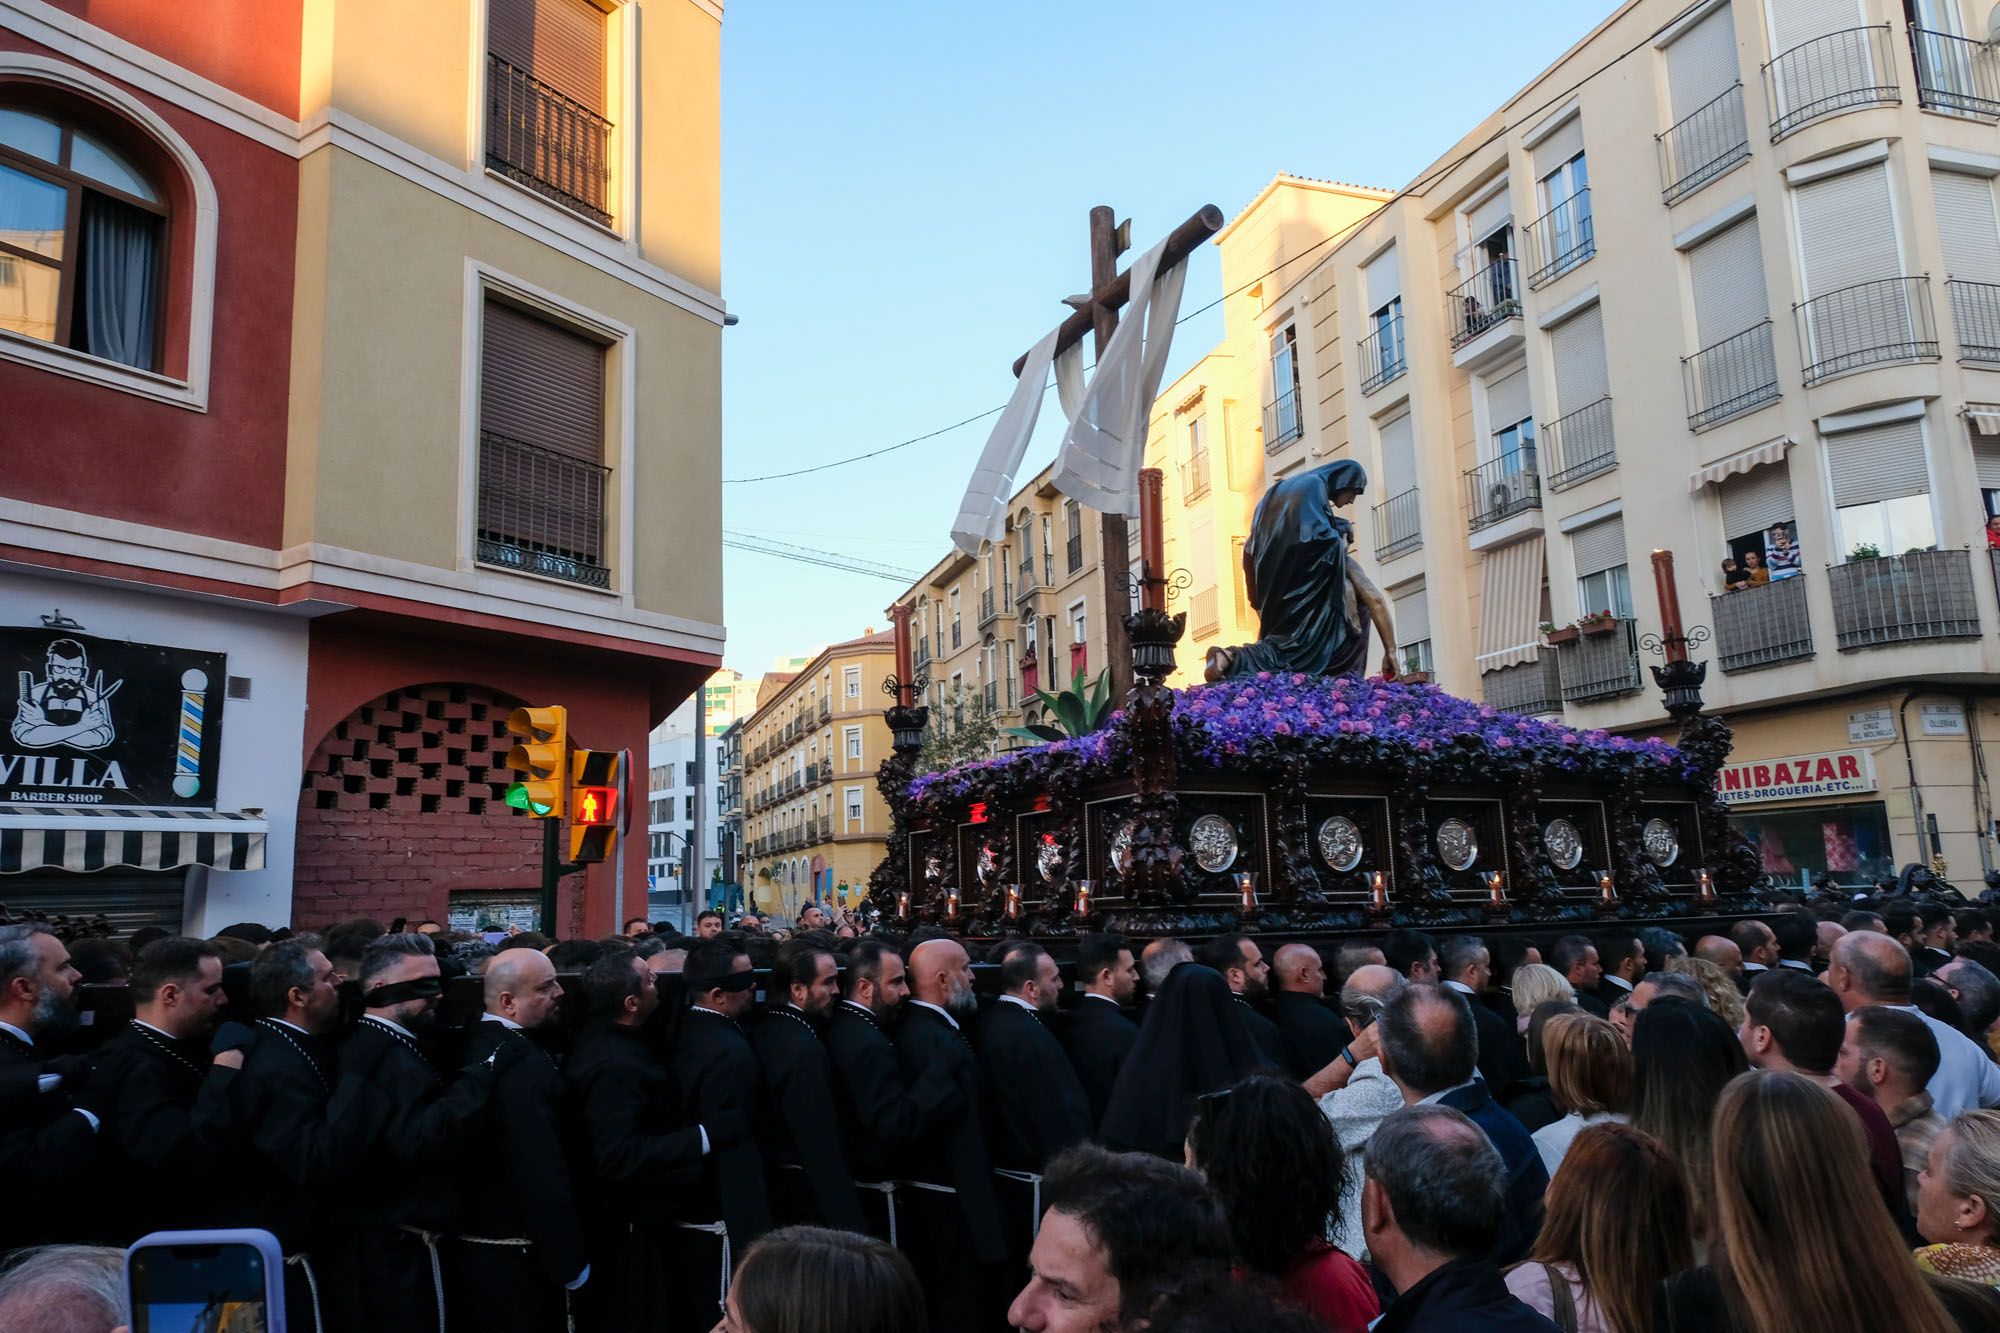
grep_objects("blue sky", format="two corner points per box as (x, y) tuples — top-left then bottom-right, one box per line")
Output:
(717, 0), (1618, 675)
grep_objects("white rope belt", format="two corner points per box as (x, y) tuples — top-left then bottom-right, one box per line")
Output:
(993, 1169), (1045, 1239)
(394, 1225), (447, 1333)
(855, 1180), (900, 1247)
(283, 1253), (323, 1333)
(673, 1220), (733, 1311)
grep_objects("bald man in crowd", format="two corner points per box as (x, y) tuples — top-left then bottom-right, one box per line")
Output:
(1139, 937), (1194, 1002)
(1823, 930), (2000, 1118)
(1270, 943), (1347, 1080)
(1694, 934), (1744, 987)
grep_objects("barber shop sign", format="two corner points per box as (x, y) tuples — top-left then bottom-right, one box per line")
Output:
(1, 621), (226, 808)
(1717, 748), (1877, 806)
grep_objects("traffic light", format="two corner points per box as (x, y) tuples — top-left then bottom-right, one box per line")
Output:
(504, 706), (568, 819)
(569, 749), (622, 864)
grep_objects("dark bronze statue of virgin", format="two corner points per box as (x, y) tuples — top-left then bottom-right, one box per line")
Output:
(1203, 458), (1399, 683)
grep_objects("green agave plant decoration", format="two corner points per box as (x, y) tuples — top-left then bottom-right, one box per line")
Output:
(1003, 668), (1115, 744)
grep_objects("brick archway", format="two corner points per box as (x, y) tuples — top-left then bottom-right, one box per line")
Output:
(292, 682), (580, 931)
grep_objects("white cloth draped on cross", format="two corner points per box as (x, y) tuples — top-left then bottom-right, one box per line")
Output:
(949, 238), (1190, 557)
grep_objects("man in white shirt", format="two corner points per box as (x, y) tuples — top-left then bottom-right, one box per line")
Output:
(1305, 965), (1407, 1261)
(1825, 930), (2000, 1118)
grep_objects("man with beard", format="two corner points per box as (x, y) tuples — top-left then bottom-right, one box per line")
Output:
(325, 933), (501, 1333)
(1202, 933), (1286, 1071)
(451, 947), (588, 1333)
(567, 949), (718, 1333)
(85, 936), (233, 1243)
(0, 923), (99, 1250)
(980, 942), (1091, 1172)
(672, 938), (773, 1297)
(1059, 932), (1140, 1128)
(1270, 942), (1347, 1081)
(898, 936), (1006, 1332)
(208, 937), (352, 1332)
(824, 939), (963, 1241)
(753, 938), (867, 1232)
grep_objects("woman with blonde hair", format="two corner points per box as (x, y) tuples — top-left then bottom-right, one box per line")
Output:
(1667, 954), (1744, 1030)
(1655, 1071), (1998, 1331)
(1532, 1013), (1633, 1174)
(1506, 1122), (1692, 1332)
(1916, 1108), (2000, 1287)
(1510, 963), (1575, 1034)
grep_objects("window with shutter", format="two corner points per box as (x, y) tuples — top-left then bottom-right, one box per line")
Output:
(1793, 165), (1922, 381)
(1571, 514), (1632, 617)
(486, 0), (613, 224)
(1667, 5), (1740, 121)
(1825, 416), (1935, 557)
(1718, 461), (1796, 541)
(1934, 171), (2000, 285)
(476, 296), (611, 588)
(1550, 304), (1609, 414)
(1393, 584), (1433, 672)
(1689, 216), (1769, 348)
(1378, 413), (1417, 499)
(1487, 368), (1531, 431)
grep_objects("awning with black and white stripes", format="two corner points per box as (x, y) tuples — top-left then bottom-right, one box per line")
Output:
(0, 805), (267, 874)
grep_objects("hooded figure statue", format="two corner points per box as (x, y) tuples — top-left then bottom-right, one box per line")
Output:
(1204, 458), (1398, 682)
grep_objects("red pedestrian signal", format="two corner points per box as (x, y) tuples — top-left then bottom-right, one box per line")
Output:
(574, 786), (616, 826)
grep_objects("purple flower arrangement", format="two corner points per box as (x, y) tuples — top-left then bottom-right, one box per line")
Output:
(906, 673), (1690, 811)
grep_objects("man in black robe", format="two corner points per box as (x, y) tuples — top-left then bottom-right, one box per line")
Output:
(568, 949), (718, 1333)
(1200, 934), (1287, 1071)
(824, 939), (963, 1241)
(1439, 935), (1526, 1094)
(752, 938), (867, 1232)
(324, 933), (499, 1333)
(204, 937), (353, 1333)
(672, 938), (773, 1296)
(1059, 932), (1140, 1128)
(451, 947), (589, 1333)
(1269, 942), (1348, 1081)
(979, 942), (1091, 1171)
(85, 936), (234, 1244)
(898, 936), (1006, 1332)
(0, 923), (100, 1251)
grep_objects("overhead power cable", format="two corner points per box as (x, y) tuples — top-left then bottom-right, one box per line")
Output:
(723, 23), (1657, 487)
(722, 532), (922, 582)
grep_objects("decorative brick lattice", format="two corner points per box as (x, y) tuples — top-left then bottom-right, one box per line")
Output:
(292, 684), (579, 930)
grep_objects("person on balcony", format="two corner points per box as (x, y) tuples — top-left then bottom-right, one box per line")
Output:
(1720, 558), (1749, 593)
(1742, 549), (1770, 586)
(1203, 459), (1399, 684)
(1765, 525), (1803, 580)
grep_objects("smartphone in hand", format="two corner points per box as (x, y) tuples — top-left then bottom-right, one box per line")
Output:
(126, 1229), (286, 1333)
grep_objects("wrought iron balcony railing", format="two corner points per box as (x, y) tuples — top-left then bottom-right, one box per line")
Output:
(1910, 26), (2000, 121)
(1374, 486), (1422, 561)
(1949, 280), (2000, 364)
(1464, 451), (1541, 532)
(1712, 575), (1814, 672)
(1557, 618), (1642, 702)
(1359, 316), (1406, 394)
(1449, 260), (1522, 349)
(1190, 587), (1219, 640)
(1762, 26), (1899, 141)
(1657, 83), (1750, 204)
(1017, 561), (1040, 600)
(1794, 277), (1939, 385)
(979, 588), (997, 625)
(1543, 397), (1616, 490)
(1526, 188), (1595, 289)
(1682, 320), (1780, 430)
(475, 430), (611, 589)
(1263, 388), (1302, 449)
(1829, 550), (1979, 649)
(485, 54), (613, 225)
(1179, 451), (1211, 502)
(1065, 534), (1084, 574)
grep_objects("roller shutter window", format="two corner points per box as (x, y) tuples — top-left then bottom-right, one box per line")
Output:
(1973, 438), (2000, 490)
(1794, 164), (1900, 297)
(1534, 117), (1586, 178)
(1934, 170), (2000, 285)
(1378, 412), (1417, 498)
(1468, 184), (1512, 249)
(1394, 584), (1431, 647)
(1365, 247), (1400, 311)
(1570, 514), (1628, 577)
(1718, 460), (1796, 538)
(0, 871), (184, 935)
(1487, 367), (1531, 430)
(1825, 418), (1929, 506)
(1767, 0), (1864, 59)
(1666, 5), (1741, 122)
(1550, 303), (1609, 415)
(1689, 216), (1769, 347)
(489, 0), (607, 112)
(479, 298), (609, 567)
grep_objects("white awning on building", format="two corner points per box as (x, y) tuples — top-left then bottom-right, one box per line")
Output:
(1965, 404), (2000, 437)
(0, 805), (266, 874)
(1476, 535), (1547, 674)
(1690, 436), (1793, 491)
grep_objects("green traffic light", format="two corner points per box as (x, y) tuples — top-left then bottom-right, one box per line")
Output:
(504, 782), (553, 816)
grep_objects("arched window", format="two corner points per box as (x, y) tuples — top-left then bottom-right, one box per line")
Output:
(0, 103), (166, 370)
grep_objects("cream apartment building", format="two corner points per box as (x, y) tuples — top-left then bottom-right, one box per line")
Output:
(1169, 0), (2000, 888)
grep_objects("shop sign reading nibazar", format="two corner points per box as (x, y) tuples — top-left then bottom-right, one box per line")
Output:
(1717, 748), (1877, 807)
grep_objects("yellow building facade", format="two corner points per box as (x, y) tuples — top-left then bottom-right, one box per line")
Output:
(740, 630), (897, 916)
